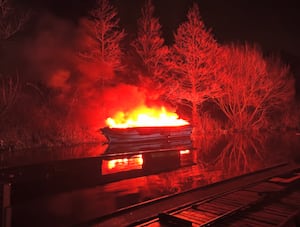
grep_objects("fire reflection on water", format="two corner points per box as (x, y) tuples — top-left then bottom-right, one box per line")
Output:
(6, 132), (300, 227)
(102, 154), (144, 175)
(101, 148), (193, 175)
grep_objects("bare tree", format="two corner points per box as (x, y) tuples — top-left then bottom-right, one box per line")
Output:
(80, 0), (125, 72)
(132, 0), (168, 84)
(214, 44), (295, 130)
(166, 3), (221, 126)
(0, 0), (29, 40)
(0, 74), (19, 118)
(0, 0), (28, 120)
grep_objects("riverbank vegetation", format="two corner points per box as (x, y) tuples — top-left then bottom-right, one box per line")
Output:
(1, 0), (299, 150)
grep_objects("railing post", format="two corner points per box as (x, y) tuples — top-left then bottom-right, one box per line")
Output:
(1, 183), (12, 227)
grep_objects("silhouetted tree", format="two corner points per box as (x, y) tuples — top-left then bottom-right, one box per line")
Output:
(0, 0), (28, 119)
(0, 75), (19, 118)
(214, 44), (295, 130)
(80, 0), (125, 78)
(0, 0), (29, 40)
(166, 3), (221, 126)
(132, 0), (168, 85)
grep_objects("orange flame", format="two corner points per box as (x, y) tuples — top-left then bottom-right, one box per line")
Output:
(106, 105), (189, 128)
(180, 149), (190, 155)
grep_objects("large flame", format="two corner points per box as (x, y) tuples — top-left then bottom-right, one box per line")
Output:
(106, 105), (189, 128)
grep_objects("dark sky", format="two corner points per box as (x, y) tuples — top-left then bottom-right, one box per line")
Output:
(197, 0), (300, 56)
(18, 0), (300, 56)
(117, 0), (300, 57)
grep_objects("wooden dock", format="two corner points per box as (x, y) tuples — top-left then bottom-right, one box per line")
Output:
(1, 161), (300, 227)
(77, 162), (300, 227)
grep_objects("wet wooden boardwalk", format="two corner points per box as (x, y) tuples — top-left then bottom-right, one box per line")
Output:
(150, 178), (300, 226)
(80, 162), (300, 227)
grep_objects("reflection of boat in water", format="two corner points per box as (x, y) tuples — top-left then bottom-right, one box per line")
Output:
(101, 138), (194, 175)
(103, 137), (193, 155)
(0, 147), (195, 227)
(0, 144), (195, 201)
(100, 125), (193, 144)
(101, 148), (194, 176)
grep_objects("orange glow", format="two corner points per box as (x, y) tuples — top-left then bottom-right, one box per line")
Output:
(106, 105), (189, 128)
(180, 149), (190, 155)
(102, 154), (143, 175)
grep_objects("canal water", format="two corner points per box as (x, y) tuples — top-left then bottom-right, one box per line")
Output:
(1, 132), (299, 226)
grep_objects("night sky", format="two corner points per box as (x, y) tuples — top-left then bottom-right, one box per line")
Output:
(18, 0), (300, 57)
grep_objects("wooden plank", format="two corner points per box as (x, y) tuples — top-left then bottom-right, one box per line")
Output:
(175, 209), (214, 225)
(246, 182), (285, 193)
(281, 192), (300, 207)
(263, 203), (295, 217)
(193, 203), (226, 215)
(181, 209), (217, 220)
(222, 216), (275, 227)
(158, 213), (192, 226)
(208, 200), (239, 210)
(269, 173), (300, 184)
(173, 213), (204, 225)
(246, 210), (286, 225)
(199, 201), (234, 213)
(213, 197), (245, 207)
(213, 198), (246, 208)
(222, 190), (261, 203)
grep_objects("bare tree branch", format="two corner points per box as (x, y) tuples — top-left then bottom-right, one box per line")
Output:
(79, 0), (125, 72)
(132, 0), (169, 84)
(165, 3), (221, 125)
(0, 0), (30, 40)
(0, 73), (19, 117)
(214, 44), (295, 130)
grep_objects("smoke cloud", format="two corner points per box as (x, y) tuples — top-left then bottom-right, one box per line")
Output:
(3, 12), (168, 143)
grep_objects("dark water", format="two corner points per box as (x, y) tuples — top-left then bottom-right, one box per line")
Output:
(1, 132), (300, 226)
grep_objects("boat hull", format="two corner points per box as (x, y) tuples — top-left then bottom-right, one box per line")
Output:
(100, 125), (192, 144)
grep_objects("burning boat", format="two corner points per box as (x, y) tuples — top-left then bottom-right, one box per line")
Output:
(101, 125), (192, 144)
(101, 105), (192, 144)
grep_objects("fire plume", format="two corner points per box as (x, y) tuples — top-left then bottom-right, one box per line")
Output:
(106, 105), (189, 128)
